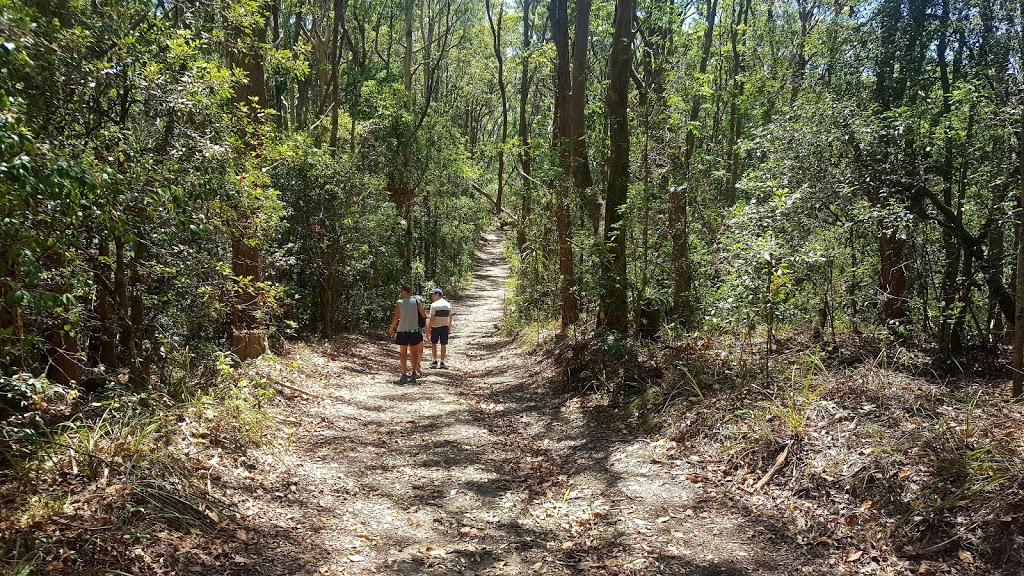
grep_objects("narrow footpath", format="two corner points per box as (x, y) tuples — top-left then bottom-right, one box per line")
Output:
(235, 232), (824, 575)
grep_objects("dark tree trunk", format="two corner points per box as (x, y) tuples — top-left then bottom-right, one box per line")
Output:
(598, 0), (635, 333)
(42, 253), (82, 387)
(95, 240), (117, 369)
(878, 230), (910, 322)
(230, 9), (270, 360)
(516, 0), (533, 255)
(127, 237), (148, 389)
(486, 0), (509, 217)
(550, 0), (580, 328)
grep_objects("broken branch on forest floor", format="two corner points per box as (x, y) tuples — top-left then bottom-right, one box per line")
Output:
(751, 441), (791, 493)
(272, 380), (322, 399)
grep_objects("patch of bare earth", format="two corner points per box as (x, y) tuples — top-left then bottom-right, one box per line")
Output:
(227, 233), (825, 576)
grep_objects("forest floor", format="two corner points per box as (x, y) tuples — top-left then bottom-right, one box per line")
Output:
(3, 232), (1021, 576)
(225, 232), (830, 576)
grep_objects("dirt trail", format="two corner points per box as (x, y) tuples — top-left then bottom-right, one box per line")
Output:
(238, 232), (822, 576)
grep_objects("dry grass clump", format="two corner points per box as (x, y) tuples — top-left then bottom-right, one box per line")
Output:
(0, 359), (281, 575)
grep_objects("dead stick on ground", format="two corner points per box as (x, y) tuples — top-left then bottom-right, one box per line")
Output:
(275, 380), (321, 399)
(751, 442), (792, 493)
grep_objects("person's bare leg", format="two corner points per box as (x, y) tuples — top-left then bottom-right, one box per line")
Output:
(440, 344), (446, 363)
(431, 342), (438, 362)
(413, 342), (423, 374)
(399, 345), (409, 375)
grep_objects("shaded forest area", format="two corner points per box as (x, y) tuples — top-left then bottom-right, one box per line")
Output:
(2, 0), (1024, 573)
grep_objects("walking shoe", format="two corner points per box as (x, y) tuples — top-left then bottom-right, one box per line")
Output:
(409, 372), (418, 382)
(439, 362), (447, 369)
(400, 373), (409, 384)
(430, 360), (438, 368)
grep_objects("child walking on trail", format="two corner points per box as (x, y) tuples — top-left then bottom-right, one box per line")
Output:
(425, 288), (453, 369)
(388, 285), (426, 384)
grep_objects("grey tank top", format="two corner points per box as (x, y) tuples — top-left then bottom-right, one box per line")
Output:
(396, 298), (420, 332)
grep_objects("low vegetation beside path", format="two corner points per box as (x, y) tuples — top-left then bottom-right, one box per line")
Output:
(546, 330), (1024, 575)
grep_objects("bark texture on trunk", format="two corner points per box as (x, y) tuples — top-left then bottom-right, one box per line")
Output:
(599, 0), (636, 333)
(230, 8), (270, 361)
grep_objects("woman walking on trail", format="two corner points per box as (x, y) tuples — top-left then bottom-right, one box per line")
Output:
(388, 285), (427, 383)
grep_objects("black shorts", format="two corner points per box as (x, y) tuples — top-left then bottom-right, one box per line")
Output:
(430, 326), (449, 345)
(395, 331), (423, 346)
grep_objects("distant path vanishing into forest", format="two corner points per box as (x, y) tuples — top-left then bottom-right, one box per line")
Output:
(234, 231), (827, 576)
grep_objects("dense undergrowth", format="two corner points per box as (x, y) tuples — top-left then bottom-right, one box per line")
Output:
(542, 329), (1024, 574)
(0, 356), (285, 575)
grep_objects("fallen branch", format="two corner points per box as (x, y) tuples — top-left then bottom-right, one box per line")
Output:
(751, 441), (791, 493)
(273, 380), (322, 399)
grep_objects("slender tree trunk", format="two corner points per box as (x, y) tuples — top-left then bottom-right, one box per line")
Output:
(516, 0), (533, 255)
(128, 237), (148, 389)
(937, 0), (959, 358)
(551, 0), (579, 328)
(486, 0), (509, 218)
(871, 0), (910, 325)
(724, 0), (750, 206)
(43, 252), (82, 387)
(1014, 104), (1024, 396)
(328, 0), (344, 153)
(403, 0), (414, 94)
(95, 240), (117, 369)
(396, 0), (416, 272)
(569, 0), (597, 235)
(791, 0), (812, 104)
(599, 0), (635, 333)
(670, 0), (717, 325)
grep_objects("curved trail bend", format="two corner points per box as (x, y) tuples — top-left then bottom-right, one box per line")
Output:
(238, 231), (818, 576)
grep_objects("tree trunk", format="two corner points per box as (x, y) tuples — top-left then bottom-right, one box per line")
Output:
(516, 0), (533, 255)
(486, 0), (509, 218)
(328, 0), (344, 154)
(550, 0), (580, 328)
(724, 0), (750, 206)
(878, 229), (910, 322)
(599, 0), (635, 333)
(937, 0), (959, 357)
(670, 0), (717, 325)
(230, 8), (270, 361)
(94, 240), (118, 369)
(42, 253), (82, 387)
(128, 236), (148, 389)
(0, 246), (25, 366)
(1014, 97), (1024, 396)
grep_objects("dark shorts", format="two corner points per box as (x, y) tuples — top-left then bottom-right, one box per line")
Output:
(395, 331), (423, 346)
(430, 326), (450, 345)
